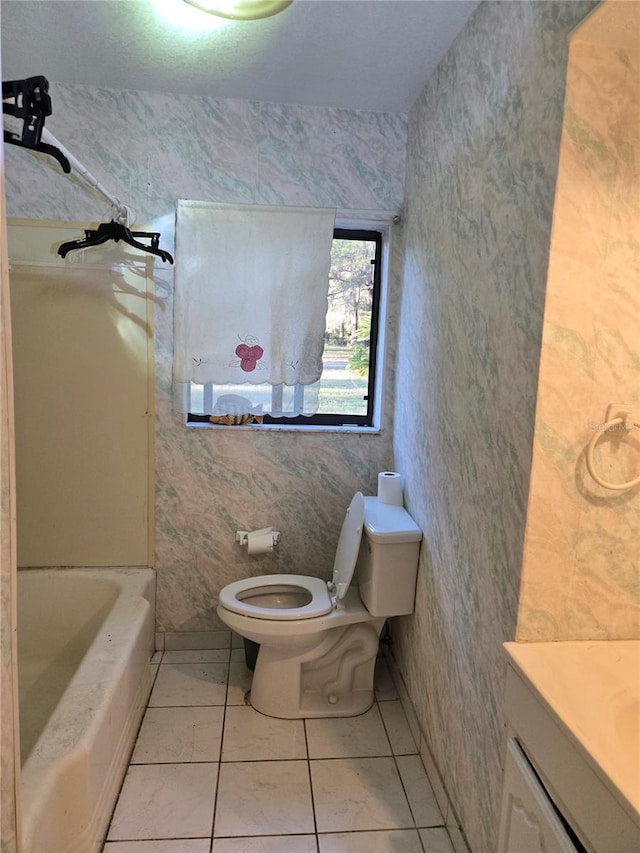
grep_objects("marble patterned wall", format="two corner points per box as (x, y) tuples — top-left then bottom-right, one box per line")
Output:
(3, 84), (406, 632)
(391, 2), (596, 851)
(518, 6), (640, 641)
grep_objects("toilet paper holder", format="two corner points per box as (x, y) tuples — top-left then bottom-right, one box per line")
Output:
(235, 527), (281, 548)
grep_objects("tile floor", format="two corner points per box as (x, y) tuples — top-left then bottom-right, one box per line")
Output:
(102, 645), (454, 853)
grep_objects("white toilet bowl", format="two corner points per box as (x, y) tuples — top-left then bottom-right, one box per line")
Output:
(217, 492), (422, 719)
(220, 580), (385, 718)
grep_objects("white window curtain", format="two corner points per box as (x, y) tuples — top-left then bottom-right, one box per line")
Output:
(173, 201), (336, 417)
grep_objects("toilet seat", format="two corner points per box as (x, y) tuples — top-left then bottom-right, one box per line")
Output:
(331, 491), (365, 600)
(218, 574), (333, 620)
(218, 492), (366, 622)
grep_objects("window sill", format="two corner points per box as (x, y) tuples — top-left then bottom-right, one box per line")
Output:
(185, 421), (382, 435)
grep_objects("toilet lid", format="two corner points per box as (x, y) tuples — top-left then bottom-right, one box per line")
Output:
(331, 491), (365, 601)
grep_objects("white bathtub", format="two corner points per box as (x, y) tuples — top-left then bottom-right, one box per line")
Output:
(17, 567), (155, 853)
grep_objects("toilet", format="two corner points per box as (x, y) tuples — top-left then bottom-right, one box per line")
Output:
(217, 492), (422, 719)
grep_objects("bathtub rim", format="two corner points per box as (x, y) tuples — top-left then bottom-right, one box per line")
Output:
(17, 566), (156, 853)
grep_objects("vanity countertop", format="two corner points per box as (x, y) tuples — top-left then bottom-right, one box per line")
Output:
(503, 640), (639, 822)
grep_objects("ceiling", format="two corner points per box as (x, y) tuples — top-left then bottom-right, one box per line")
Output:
(0, 0), (478, 113)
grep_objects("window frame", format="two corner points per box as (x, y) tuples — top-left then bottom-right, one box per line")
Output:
(186, 225), (385, 430)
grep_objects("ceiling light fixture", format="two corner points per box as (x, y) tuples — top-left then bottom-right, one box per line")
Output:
(182, 0), (292, 20)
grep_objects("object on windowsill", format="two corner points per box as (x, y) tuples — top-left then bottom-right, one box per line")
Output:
(209, 413), (264, 426)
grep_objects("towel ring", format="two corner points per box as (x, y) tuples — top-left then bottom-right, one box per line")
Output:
(586, 417), (640, 491)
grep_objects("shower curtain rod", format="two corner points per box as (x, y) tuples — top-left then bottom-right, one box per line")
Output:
(40, 127), (133, 226)
(41, 130), (398, 230)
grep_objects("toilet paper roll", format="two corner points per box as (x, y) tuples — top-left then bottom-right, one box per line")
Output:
(377, 471), (403, 506)
(246, 529), (275, 555)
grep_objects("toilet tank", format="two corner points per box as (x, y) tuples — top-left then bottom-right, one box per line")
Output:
(356, 496), (422, 617)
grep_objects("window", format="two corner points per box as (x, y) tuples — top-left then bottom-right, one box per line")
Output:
(186, 227), (384, 428)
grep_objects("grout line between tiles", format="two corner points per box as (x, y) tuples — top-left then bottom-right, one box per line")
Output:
(374, 695), (420, 829)
(106, 835), (211, 842)
(375, 696), (429, 852)
(102, 656), (163, 847)
(302, 718), (321, 853)
(106, 646), (453, 851)
(209, 647), (232, 843)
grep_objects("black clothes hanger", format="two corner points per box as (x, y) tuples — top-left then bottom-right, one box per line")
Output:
(57, 220), (174, 264)
(2, 76), (70, 173)
(4, 75), (173, 264)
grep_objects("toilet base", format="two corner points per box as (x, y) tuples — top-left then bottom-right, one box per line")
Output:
(251, 685), (375, 719)
(249, 618), (385, 719)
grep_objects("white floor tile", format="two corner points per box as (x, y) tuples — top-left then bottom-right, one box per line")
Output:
(420, 827), (456, 852)
(212, 836), (317, 852)
(373, 658), (398, 700)
(104, 841), (210, 853)
(222, 705), (307, 761)
(443, 820), (468, 853)
(164, 630), (231, 650)
(378, 700), (418, 755)
(396, 754), (443, 827)
(107, 644), (457, 852)
(310, 757), (413, 833)
(132, 706), (224, 763)
(398, 690), (422, 752)
(149, 662), (228, 706)
(318, 829), (423, 852)
(419, 743), (450, 823)
(306, 705), (391, 759)
(163, 648), (231, 664)
(226, 662), (253, 705)
(107, 763), (218, 840)
(214, 760), (314, 837)
(230, 648), (247, 662)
